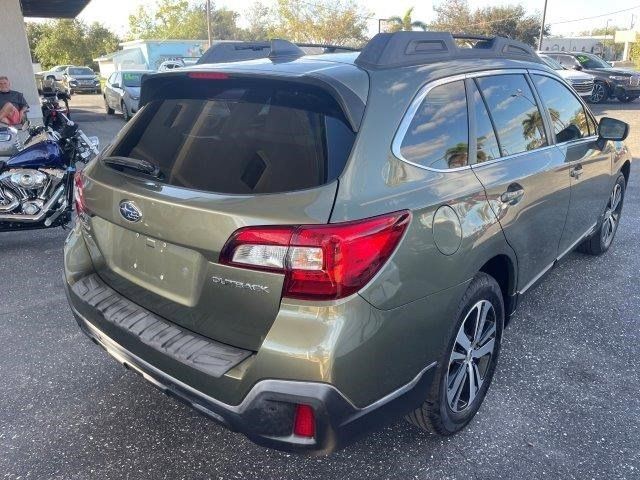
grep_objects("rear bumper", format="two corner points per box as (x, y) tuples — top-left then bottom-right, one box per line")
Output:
(65, 279), (435, 453)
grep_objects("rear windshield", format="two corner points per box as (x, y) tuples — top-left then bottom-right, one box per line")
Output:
(107, 80), (355, 194)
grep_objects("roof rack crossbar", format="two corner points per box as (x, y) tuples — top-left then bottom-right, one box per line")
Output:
(354, 32), (543, 69)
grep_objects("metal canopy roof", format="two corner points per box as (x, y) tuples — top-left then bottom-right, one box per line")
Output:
(20, 0), (91, 18)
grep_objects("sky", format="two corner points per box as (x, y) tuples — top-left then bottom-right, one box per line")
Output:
(72, 0), (640, 37)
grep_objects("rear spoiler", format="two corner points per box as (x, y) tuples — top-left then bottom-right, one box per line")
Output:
(139, 69), (366, 132)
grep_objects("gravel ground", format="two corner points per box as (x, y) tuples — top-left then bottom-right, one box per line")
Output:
(0, 94), (638, 480)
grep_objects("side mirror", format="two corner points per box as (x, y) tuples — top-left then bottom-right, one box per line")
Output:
(112, 83), (120, 89)
(599, 117), (629, 141)
(572, 65), (583, 71)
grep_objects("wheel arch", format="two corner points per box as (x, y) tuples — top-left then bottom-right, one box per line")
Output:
(621, 160), (631, 185)
(478, 254), (517, 319)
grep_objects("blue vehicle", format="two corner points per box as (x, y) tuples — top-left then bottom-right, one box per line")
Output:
(0, 114), (98, 232)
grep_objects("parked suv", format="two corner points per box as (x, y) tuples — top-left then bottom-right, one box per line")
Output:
(62, 66), (101, 94)
(545, 51), (640, 103)
(538, 53), (594, 98)
(63, 33), (631, 454)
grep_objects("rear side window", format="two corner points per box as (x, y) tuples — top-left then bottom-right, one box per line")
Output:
(469, 82), (501, 163)
(532, 74), (590, 142)
(399, 80), (469, 169)
(476, 75), (547, 156)
(108, 80), (355, 194)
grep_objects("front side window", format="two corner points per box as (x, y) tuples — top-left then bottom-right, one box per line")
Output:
(476, 75), (547, 156)
(575, 53), (609, 69)
(399, 80), (469, 169)
(532, 74), (590, 143)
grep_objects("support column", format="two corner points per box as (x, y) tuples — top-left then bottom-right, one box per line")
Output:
(0, 0), (42, 123)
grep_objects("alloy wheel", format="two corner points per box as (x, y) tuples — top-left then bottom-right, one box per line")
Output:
(446, 300), (497, 413)
(590, 83), (606, 103)
(601, 182), (623, 248)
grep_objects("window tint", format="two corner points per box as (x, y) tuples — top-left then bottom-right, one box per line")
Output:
(108, 81), (355, 194)
(469, 82), (501, 163)
(476, 75), (547, 156)
(399, 80), (469, 169)
(532, 74), (589, 142)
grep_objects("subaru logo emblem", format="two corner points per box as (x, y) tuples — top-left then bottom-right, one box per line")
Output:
(119, 200), (142, 223)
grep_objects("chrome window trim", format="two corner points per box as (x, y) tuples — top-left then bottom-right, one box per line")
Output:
(392, 68), (559, 173)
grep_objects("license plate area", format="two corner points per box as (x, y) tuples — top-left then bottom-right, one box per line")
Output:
(90, 218), (206, 306)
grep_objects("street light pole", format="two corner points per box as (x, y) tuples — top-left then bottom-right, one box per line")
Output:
(206, 0), (212, 48)
(604, 18), (611, 60)
(538, 0), (548, 51)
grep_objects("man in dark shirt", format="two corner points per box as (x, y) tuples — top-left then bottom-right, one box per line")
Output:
(0, 76), (28, 125)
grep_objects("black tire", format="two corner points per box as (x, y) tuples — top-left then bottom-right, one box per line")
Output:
(588, 82), (609, 104)
(104, 97), (114, 115)
(577, 173), (626, 255)
(616, 94), (638, 103)
(122, 102), (130, 122)
(406, 272), (504, 435)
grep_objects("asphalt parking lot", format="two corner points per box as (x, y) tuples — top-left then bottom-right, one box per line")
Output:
(1, 93), (639, 480)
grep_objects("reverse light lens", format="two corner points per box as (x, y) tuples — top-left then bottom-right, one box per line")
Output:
(219, 211), (411, 300)
(293, 404), (315, 438)
(232, 244), (288, 269)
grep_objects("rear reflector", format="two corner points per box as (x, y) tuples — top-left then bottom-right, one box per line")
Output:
(293, 404), (315, 438)
(220, 211), (411, 300)
(73, 170), (86, 214)
(187, 72), (230, 80)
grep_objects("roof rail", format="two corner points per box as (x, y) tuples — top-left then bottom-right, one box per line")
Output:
(296, 43), (361, 53)
(354, 32), (542, 69)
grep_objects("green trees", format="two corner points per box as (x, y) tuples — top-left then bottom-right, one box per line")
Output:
(387, 8), (427, 32)
(431, 0), (548, 46)
(28, 19), (120, 70)
(127, 0), (243, 40)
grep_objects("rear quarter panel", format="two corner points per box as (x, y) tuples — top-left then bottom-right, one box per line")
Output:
(332, 65), (518, 310)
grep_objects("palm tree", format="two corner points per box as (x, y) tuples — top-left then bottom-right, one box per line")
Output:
(387, 7), (427, 32)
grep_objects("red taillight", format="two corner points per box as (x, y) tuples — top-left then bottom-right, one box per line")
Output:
(73, 170), (86, 214)
(187, 72), (230, 80)
(293, 404), (315, 438)
(219, 211), (411, 300)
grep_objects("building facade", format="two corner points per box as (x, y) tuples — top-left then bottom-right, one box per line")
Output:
(94, 40), (207, 78)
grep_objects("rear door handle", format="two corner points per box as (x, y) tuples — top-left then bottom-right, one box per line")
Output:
(570, 164), (583, 179)
(500, 184), (525, 205)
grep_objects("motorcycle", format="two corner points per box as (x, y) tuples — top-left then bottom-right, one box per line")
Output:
(0, 112), (99, 232)
(40, 74), (71, 129)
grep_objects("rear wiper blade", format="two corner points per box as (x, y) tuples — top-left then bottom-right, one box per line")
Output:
(103, 156), (162, 178)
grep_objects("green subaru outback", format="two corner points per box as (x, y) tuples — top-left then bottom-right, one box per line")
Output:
(63, 33), (631, 454)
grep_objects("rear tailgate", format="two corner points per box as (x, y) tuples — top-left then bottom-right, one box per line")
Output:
(79, 70), (365, 351)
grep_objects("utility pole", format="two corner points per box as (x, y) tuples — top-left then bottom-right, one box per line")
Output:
(538, 0), (548, 51)
(206, 0), (212, 48)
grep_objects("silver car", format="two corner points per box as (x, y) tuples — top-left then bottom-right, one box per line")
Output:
(103, 70), (154, 121)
